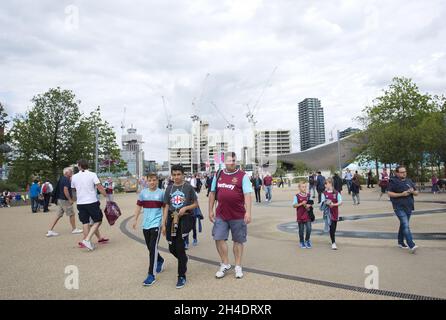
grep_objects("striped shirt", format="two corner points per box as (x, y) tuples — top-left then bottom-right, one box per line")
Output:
(137, 188), (164, 230)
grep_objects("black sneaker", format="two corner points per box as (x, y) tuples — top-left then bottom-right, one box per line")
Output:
(176, 276), (186, 289)
(398, 244), (409, 249)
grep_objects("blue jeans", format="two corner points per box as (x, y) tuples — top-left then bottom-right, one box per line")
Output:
(298, 222), (312, 242)
(395, 207), (415, 248)
(265, 186), (272, 201)
(30, 197), (39, 212)
(346, 180), (352, 194)
(309, 185), (316, 198)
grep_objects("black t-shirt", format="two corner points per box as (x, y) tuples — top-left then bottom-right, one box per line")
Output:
(58, 176), (72, 200)
(388, 177), (416, 211)
(164, 182), (197, 214)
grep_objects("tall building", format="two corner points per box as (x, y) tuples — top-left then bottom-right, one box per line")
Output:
(168, 133), (193, 173)
(339, 127), (361, 139)
(191, 120), (209, 172)
(255, 130), (291, 162)
(120, 126), (144, 177)
(298, 98), (325, 151)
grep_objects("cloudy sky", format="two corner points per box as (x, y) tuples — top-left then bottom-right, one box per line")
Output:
(1, 0), (445, 162)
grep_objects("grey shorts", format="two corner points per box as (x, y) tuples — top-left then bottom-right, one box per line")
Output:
(212, 218), (247, 243)
(57, 199), (75, 217)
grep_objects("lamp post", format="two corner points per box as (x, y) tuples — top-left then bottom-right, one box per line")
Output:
(95, 127), (99, 173)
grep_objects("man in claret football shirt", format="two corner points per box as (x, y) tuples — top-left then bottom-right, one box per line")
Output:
(208, 152), (253, 280)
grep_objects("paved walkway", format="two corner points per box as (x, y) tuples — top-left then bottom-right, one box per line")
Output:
(1, 186), (445, 299)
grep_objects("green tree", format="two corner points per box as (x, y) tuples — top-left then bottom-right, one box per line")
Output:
(293, 160), (309, 176)
(357, 77), (441, 179)
(80, 107), (126, 174)
(9, 88), (125, 187)
(0, 102), (10, 165)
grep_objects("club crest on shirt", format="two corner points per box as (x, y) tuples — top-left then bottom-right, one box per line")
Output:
(232, 177), (238, 184)
(170, 189), (185, 210)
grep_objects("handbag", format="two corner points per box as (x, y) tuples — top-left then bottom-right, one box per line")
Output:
(307, 197), (315, 222)
(104, 201), (122, 226)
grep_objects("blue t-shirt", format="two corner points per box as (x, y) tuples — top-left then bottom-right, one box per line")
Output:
(137, 188), (165, 230)
(211, 170), (253, 194)
(29, 183), (40, 198)
(388, 177), (416, 211)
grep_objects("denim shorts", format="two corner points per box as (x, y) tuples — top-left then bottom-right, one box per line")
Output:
(212, 218), (247, 243)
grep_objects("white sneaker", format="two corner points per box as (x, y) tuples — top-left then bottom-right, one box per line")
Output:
(410, 245), (418, 254)
(46, 230), (59, 237)
(71, 228), (83, 234)
(331, 243), (338, 250)
(235, 266), (244, 279)
(215, 263), (231, 279)
(82, 239), (95, 251)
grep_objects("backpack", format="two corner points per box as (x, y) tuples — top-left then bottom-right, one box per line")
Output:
(42, 184), (48, 194)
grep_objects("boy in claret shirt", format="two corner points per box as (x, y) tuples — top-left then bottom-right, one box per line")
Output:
(320, 178), (343, 250)
(292, 181), (313, 249)
(133, 173), (165, 286)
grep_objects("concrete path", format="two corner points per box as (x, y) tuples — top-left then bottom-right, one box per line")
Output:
(1, 186), (445, 300)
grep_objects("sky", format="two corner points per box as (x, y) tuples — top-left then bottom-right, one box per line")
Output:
(1, 0), (445, 162)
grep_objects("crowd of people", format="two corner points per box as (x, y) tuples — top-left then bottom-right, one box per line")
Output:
(14, 152), (442, 289)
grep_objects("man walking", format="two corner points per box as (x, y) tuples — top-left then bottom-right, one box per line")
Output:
(308, 173), (316, 199)
(252, 174), (263, 203)
(209, 152), (253, 279)
(367, 170), (374, 188)
(161, 164), (198, 289)
(333, 172), (343, 194)
(46, 167), (83, 237)
(343, 169), (353, 195)
(388, 165), (419, 253)
(263, 173), (273, 202)
(41, 180), (53, 213)
(29, 179), (40, 213)
(316, 171), (326, 203)
(71, 160), (108, 251)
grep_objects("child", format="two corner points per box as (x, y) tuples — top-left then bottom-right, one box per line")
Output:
(320, 178), (343, 250)
(292, 181), (313, 249)
(162, 164), (198, 289)
(133, 173), (165, 286)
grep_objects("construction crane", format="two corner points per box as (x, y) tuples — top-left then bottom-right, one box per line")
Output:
(191, 73), (211, 122)
(245, 66), (278, 128)
(244, 66), (278, 174)
(162, 96), (172, 132)
(120, 107), (127, 136)
(162, 96), (172, 172)
(210, 101), (235, 131)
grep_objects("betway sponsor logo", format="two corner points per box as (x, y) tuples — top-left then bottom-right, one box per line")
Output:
(217, 183), (235, 190)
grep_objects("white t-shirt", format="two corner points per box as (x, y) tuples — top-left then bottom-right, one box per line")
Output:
(71, 170), (101, 205)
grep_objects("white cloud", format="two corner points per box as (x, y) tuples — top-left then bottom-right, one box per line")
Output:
(0, 0), (445, 160)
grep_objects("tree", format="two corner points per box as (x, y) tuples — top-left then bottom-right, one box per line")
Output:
(80, 107), (127, 174)
(9, 88), (125, 187)
(0, 102), (10, 165)
(293, 160), (309, 176)
(357, 77), (442, 180)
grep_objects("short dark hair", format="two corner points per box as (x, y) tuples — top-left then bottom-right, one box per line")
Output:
(395, 165), (406, 173)
(317, 171), (321, 174)
(33, 179), (38, 184)
(77, 159), (89, 170)
(224, 151), (236, 159)
(171, 164), (184, 174)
